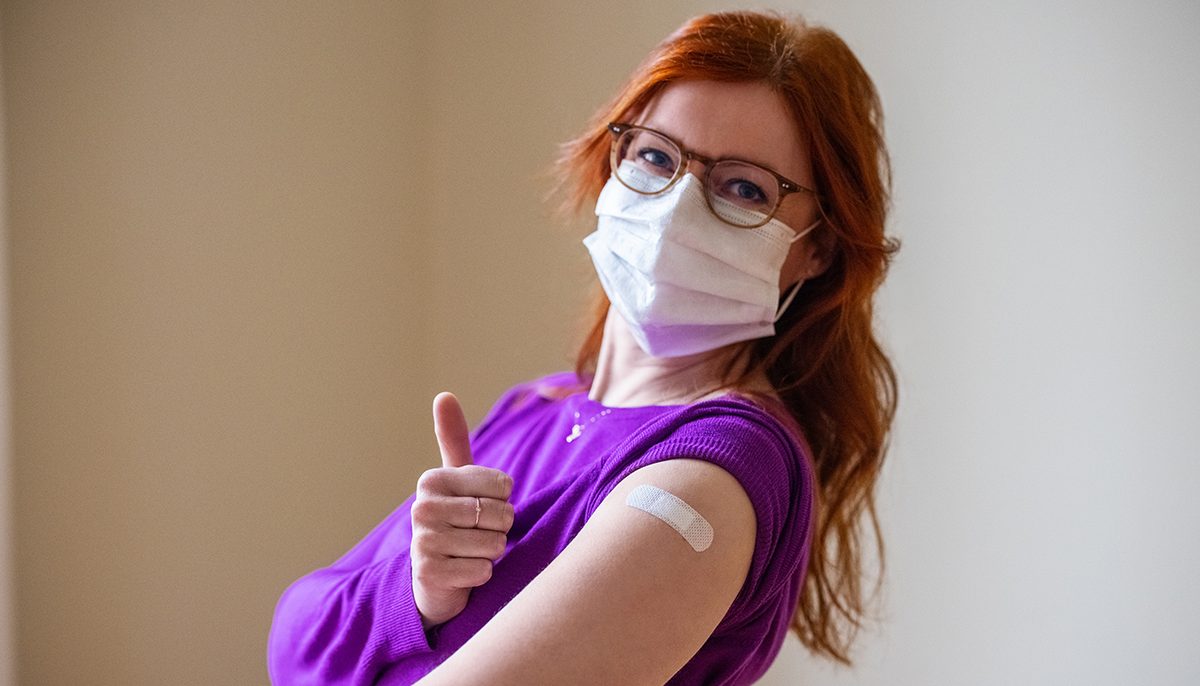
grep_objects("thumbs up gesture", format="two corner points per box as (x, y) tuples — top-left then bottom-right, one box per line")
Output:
(411, 392), (516, 630)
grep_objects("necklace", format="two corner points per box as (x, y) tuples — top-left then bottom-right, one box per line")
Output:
(565, 407), (613, 443)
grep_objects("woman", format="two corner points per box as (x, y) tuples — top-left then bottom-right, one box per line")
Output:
(268, 9), (897, 685)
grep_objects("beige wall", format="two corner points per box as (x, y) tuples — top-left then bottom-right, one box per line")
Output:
(4, 3), (430, 683)
(0, 1), (713, 684)
(0, 15), (15, 686)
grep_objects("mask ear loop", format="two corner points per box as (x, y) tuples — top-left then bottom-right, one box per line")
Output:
(773, 278), (805, 322)
(786, 217), (822, 244)
(773, 217), (823, 323)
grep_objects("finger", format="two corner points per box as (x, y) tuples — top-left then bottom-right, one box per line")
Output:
(430, 525), (509, 561)
(433, 392), (473, 468)
(415, 494), (513, 530)
(436, 556), (494, 589)
(417, 465), (514, 501)
(434, 495), (513, 533)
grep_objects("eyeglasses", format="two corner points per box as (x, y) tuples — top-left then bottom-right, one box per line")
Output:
(606, 122), (818, 229)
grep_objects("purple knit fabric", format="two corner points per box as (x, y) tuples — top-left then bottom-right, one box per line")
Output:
(267, 371), (815, 685)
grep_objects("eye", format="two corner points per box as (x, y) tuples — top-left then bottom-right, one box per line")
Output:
(721, 178), (769, 206)
(636, 145), (677, 172)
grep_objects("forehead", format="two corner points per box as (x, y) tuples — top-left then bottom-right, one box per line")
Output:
(632, 79), (811, 183)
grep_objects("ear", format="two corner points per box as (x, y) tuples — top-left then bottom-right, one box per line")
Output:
(798, 222), (836, 280)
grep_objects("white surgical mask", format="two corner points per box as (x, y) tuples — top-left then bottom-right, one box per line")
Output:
(582, 168), (820, 358)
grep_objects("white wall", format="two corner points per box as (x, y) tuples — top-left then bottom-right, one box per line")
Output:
(762, 1), (1200, 684)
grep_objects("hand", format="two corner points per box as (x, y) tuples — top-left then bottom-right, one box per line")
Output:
(411, 392), (515, 630)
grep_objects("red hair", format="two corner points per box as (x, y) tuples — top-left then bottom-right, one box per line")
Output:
(554, 10), (899, 665)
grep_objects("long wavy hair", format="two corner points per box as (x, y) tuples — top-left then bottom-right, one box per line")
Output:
(552, 10), (899, 665)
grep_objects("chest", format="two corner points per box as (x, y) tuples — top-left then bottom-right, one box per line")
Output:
(469, 397), (658, 505)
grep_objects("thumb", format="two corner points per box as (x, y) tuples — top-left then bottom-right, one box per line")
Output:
(433, 392), (473, 468)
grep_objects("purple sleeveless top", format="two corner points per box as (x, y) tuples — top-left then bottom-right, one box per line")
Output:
(268, 371), (816, 685)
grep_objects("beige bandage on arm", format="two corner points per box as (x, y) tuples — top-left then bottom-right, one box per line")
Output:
(625, 484), (714, 552)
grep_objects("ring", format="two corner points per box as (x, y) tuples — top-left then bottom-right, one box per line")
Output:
(473, 497), (482, 528)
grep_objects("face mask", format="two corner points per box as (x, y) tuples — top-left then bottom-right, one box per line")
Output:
(582, 170), (820, 358)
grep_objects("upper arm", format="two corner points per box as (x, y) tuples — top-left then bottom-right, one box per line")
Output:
(415, 457), (758, 686)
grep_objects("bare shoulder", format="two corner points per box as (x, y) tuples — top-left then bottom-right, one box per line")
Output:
(599, 457), (758, 547)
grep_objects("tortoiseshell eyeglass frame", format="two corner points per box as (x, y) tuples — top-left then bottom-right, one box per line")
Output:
(606, 122), (820, 229)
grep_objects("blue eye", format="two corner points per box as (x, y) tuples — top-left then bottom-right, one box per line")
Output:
(726, 178), (768, 205)
(637, 146), (677, 172)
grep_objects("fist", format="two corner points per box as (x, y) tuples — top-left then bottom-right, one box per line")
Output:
(410, 392), (515, 629)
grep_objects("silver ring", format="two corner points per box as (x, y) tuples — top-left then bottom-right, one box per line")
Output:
(473, 497), (482, 528)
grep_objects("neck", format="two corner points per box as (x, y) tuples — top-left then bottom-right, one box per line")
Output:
(586, 308), (774, 407)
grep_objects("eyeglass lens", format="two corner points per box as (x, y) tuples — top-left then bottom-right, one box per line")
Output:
(613, 127), (781, 227)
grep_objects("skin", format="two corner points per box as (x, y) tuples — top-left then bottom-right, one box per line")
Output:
(411, 393), (516, 631)
(414, 80), (831, 685)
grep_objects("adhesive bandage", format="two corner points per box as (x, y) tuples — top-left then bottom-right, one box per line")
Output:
(625, 484), (713, 552)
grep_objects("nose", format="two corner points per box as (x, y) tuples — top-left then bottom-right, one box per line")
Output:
(680, 156), (708, 179)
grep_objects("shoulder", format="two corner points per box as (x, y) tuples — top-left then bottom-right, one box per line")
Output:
(583, 394), (816, 624)
(499, 370), (588, 407)
(587, 395), (809, 517)
(529, 370), (590, 400)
